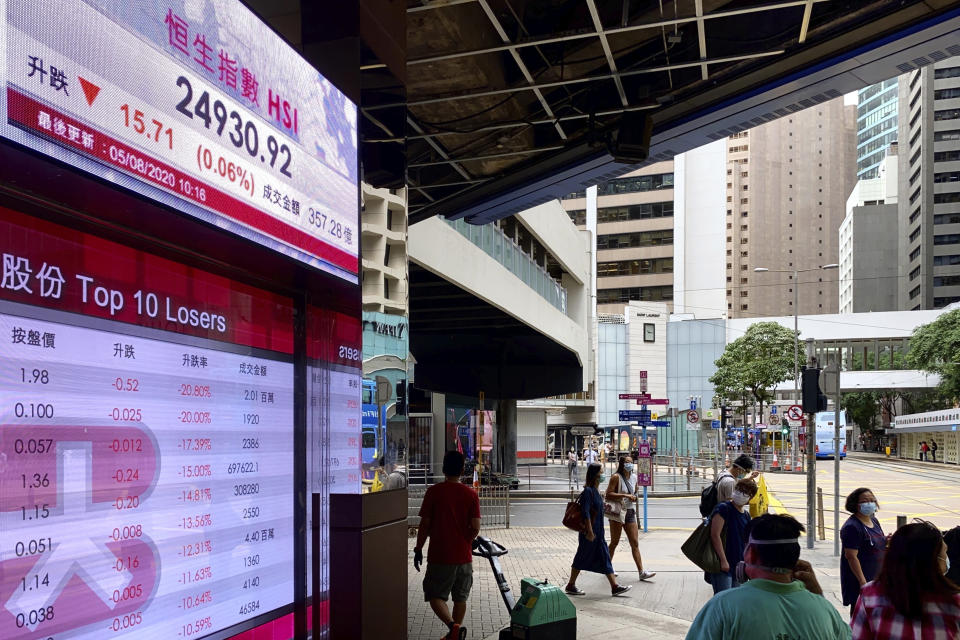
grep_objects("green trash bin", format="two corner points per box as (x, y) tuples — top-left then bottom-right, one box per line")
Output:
(504, 578), (577, 640)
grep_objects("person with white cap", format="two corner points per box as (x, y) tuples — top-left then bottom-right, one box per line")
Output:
(686, 514), (850, 640)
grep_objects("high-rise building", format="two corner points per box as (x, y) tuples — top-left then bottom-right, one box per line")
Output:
(897, 58), (960, 310)
(839, 146), (899, 313)
(857, 79), (899, 180)
(561, 162), (675, 314)
(673, 139), (727, 318)
(725, 98), (857, 318)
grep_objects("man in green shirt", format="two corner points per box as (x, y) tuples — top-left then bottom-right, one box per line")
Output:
(686, 514), (851, 640)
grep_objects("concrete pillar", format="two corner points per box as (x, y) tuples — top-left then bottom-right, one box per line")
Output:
(431, 392), (447, 478)
(497, 399), (517, 476)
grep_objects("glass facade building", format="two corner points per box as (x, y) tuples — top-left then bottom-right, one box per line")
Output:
(857, 78), (899, 180)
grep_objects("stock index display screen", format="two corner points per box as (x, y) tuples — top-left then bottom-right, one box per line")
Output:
(0, 205), (362, 639)
(0, 0), (359, 282)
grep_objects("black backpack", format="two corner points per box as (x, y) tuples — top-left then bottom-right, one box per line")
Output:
(699, 471), (731, 517)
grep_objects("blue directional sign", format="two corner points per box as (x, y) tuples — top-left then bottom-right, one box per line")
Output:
(619, 410), (651, 421)
(770, 406), (777, 415)
(711, 420), (721, 429)
(690, 399), (698, 411)
(651, 420), (670, 427)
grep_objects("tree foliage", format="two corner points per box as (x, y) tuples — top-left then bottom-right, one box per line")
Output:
(906, 309), (960, 401)
(710, 322), (796, 415)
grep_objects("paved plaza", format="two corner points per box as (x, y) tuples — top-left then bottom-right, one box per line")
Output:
(407, 523), (848, 640)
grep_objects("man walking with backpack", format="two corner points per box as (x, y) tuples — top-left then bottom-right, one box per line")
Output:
(700, 454), (759, 517)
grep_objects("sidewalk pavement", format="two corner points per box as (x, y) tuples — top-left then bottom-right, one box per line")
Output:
(408, 524), (850, 640)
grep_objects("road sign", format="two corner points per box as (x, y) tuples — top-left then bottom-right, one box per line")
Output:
(690, 399), (698, 411)
(639, 379), (648, 393)
(770, 406), (778, 415)
(619, 393), (649, 400)
(635, 398), (669, 405)
(687, 410), (700, 423)
(651, 420), (670, 427)
(619, 410), (650, 421)
(711, 420), (721, 429)
(769, 414), (780, 425)
(638, 371), (648, 378)
(786, 405), (804, 421)
(570, 426), (596, 436)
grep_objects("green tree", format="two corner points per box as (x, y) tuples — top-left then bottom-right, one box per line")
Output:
(841, 391), (880, 431)
(906, 308), (960, 401)
(710, 322), (796, 420)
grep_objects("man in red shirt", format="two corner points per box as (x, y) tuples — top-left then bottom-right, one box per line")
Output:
(414, 450), (481, 640)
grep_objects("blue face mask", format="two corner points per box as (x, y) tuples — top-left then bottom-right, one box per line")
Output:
(624, 463), (635, 473)
(859, 502), (878, 516)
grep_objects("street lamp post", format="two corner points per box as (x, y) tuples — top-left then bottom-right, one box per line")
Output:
(754, 263), (837, 542)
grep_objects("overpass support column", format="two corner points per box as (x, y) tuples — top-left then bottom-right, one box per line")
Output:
(431, 393), (447, 478)
(497, 399), (517, 476)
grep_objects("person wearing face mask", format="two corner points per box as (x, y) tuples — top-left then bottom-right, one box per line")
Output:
(687, 514), (849, 640)
(851, 521), (960, 639)
(716, 454), (760, 507)
(606, 456), (656, 581)
(840, 488), (885, 617)
(565, 463), (632, 597)
(707, 478), (758, 593)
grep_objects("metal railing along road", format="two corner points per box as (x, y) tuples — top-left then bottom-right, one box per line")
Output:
(408, 484), (511, 530)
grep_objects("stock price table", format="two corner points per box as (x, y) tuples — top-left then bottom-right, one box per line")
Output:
(0, 308), (294, 639)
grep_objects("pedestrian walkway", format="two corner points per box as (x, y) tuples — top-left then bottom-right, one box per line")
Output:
(407, 525), (847, 640)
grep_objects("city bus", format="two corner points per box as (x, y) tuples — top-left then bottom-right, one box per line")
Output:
(814, 411), (847, 459)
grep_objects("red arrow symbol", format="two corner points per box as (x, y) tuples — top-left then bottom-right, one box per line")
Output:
(78, 77), (101, 106)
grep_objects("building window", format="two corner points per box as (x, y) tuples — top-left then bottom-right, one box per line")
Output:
(596, 257), (674, 277)
(909, 227), (921, 242)
(934, 88), (960, 100)
(595, 202), (674, 223)
(597, 229), (674, 249)
(564, 172), (674, 199)
(934, 172), (960, 184)
(934, 275), (960, 287)
(934, 213), (960, 225)
(596, 286), (674, 304)
(740, 290), (748, 297)
(934, 66), (960, 79)
(935, 150), (960, 163)
(740, 304), (748, 311)
(643, 323), (656, 342)
(935, 109), (960, 122)
(910, 266), (921, 281)
(933, 254), (960, 266)
(934, 130), (960, 142)
(910, 247), (921, 260)
(910, 286), (921, 299)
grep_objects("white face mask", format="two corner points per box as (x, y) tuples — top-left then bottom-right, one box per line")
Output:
(732, 491), (751, 506)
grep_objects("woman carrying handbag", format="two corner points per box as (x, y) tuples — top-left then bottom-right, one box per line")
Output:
(605, 456), (656, 581)
(565, 464), (632, 597)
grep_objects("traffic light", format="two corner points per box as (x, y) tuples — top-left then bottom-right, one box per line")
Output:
(781, 424), (790, 437)
(721, 404), (734, 429)
(801, 367), (823, 413)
